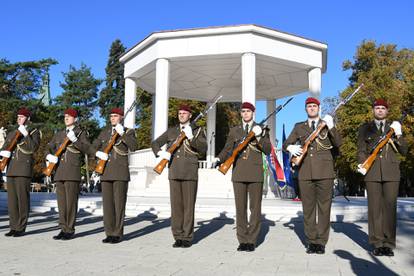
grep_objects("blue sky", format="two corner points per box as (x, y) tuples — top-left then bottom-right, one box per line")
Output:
(2, 0), (413, 144)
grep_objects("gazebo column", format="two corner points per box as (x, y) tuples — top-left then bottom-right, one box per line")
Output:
(241, 53), (256, 106)
(206, 105), (216, 167)
(308, 67), (321, 98)
(266, 99), (277, 145)
(124, 77), (137, 128)
(153, 58), (170, 140)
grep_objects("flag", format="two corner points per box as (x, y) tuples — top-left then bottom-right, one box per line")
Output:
(281, 124), (293, 188)
(266, 142), (286, 189)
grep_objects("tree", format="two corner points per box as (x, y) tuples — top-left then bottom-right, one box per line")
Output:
(55, 63), (102, 139)
(328, 41), (414, 196)
(98, 39), (126, 121)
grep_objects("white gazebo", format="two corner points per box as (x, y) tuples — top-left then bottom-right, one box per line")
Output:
(120, 24), (327, 198)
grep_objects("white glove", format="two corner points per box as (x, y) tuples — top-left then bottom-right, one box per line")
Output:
(323, 115), (334, 130)
(46, 154), (58, 164)
(0, 150), (11, 158)
(95, 151), (108, 161)
(212, 157), (221, 168)
(18, 125), (28, 137)
(115, 123), (125, 136)
(157, 150), (171, 161)
(252, 125), (262, 136)
(66, 130), (78, 143)
(390, 121), (402, 136)
(357, 164), (367, 175)
(287, 145), (303, 157)
(182, 125), (194, 140)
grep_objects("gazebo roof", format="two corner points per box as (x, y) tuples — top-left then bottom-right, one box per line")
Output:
(120, 24), (327, 102)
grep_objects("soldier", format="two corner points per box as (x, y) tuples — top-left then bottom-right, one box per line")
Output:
(283, 97), (341, 254)
(93, 108), (137, 244)
(215, 102), (271, 252)
(151, 104), (207, 248)
(0, 107), (41, 237)
(357, 99), (407, 257)
(45, 108), (92, 240)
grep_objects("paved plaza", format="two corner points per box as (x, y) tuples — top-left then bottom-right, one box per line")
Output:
(0, 208), (413, 275)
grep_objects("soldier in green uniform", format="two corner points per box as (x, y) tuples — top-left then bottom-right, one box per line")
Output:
(215, 102), (271, 252)
(151, 104), (207, 248)
(357, 99), (408, 257)
(93, 108), (137, 244)
(283, 97), (341, 254)
(1, 108), (41, 237)
(45, 108), (92, 240)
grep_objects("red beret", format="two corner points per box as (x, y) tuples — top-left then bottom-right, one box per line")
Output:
(305, 97), (320, 106)
(178, 104), (191, 113)
(241, 102), (255, 112)
(110, 107), (124, 116)
(373, 99), (388, 109)
(64, 108), (78, 118)
(17, 107), (31, 117)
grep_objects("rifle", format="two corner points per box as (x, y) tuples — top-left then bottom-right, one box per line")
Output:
(358, 110), (411, 175)
(291, 83), (364, 167)
(153, 94), (223, 175)
(218, 97), (293, 175)
(42, 128), (83, 177)
(0, 95), (44, 171)
(94, 101), (137, 175)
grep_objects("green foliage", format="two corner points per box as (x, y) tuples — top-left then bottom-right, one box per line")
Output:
(98, 39), (126, 121)
(55, 63), (102, 139)
(330, 40), (414, 195)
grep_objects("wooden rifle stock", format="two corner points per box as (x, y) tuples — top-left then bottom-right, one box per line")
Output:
(218, 131), (256, 175)
(95, 132), (119, 174)
(291, 121), (327, 167)
(0, 131), (22, 171)
(153, 133), (186, 175)
(42, 137), (71, 177)
(359, 129), (395, 175)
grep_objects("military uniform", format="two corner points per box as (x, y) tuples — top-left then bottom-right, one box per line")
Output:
(93, 125), (137, 240)
(46, 125), (91, 236)
(283, 119), (341, 248)
(357, 120), (407, 250)
(217, 122), (271, 248)
(1, 126), (40, 234)
(151, 124), (207, 244)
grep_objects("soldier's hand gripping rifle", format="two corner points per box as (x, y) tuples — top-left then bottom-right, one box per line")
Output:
(357, 109), (411, 175)
(153, 95), (223, 175)
(291, 83), (364, 167)
(0, 95), (45, 171)
(42, 129), (83, 177)
(218, 97), (293, 175)
(94, 101), (137, 175)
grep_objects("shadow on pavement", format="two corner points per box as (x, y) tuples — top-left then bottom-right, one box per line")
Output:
(257, 215), (276, 247)
(282, 211), (306, 247)
(335, 249), (398, 276)
(193, 212), (234, 245)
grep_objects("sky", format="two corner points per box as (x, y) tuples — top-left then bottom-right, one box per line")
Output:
(2, 0), (413, 144)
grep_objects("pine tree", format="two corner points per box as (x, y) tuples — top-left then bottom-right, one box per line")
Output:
(98, 39), (126, 121)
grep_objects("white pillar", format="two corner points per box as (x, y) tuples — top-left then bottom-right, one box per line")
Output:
(242, 53), (256, 105)
(206, 105), (216, 166)
(153, 58), (170, 140)
(124, 77), (137, 128)
(266, 99), (277, 145)
(308, 67), (321, 98)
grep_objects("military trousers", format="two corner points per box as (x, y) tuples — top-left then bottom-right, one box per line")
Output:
(7, 176), (31, 232)
(299, 179), (334, 246)
(56, 181), (80, 234)
(169, 180), (198, 242)
(101, 181), (128, 237)
(366, 181), (399, 249)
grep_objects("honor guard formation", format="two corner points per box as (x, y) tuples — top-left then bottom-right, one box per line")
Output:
(0, 89), (407, 257)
